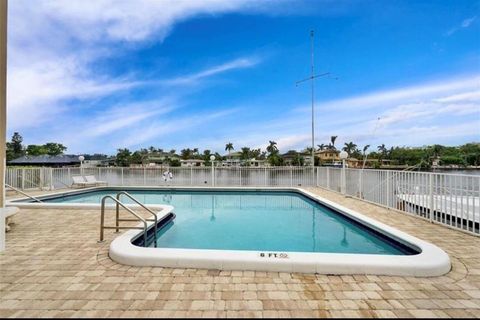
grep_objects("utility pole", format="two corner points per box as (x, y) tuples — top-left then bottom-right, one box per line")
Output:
(296, 30), (336, 170)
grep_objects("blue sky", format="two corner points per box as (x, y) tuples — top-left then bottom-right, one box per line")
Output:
(6, 0), (480, 155)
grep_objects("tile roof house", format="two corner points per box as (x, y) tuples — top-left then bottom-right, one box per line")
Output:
(8, 154), (81, 167)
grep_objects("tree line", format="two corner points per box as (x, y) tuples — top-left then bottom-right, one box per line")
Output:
(6, 132), (67, 161)
(6, 132), (480, 168)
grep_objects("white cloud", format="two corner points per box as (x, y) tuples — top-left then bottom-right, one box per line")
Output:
(119, 108), (240, 148)
(6, 0), (266, 139)
(37, 0), (269, 43)
(163, 57), (261, 86)
(446, 15), (477, 36)
(213, 74), (480, 153)
(314, 75), (480, 112)
(83, 101), (177, 138)
(7, 56), (141, 129)
(461, 16), (477, 28)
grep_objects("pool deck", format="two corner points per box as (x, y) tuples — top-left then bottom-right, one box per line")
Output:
(1, 187), (479, 318)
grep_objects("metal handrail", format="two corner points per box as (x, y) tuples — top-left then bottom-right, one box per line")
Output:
(116, 191), (158, 247)
(99, 195), (148, 246)
(5, 184), (43, 203)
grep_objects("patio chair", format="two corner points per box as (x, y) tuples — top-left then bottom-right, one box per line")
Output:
(3, 207), (19, 232)
(84, 175), (108, 186)
(71, 175), (95, 188)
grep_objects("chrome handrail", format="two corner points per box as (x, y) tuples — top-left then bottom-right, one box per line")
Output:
(99, 195), (148, 246)
(116, 191), (158, 247)
(5, 184), (43, 203)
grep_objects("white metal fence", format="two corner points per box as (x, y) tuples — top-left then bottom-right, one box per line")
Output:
(6, 166), (479, 235)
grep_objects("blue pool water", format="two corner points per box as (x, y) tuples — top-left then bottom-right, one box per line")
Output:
(38, 189), (417, 255)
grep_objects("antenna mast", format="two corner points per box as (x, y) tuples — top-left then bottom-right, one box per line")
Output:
(310, 30), (315, 169)
(296, 31), (337, 170)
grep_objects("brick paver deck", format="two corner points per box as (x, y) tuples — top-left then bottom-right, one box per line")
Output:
(1, 188), (479, 318)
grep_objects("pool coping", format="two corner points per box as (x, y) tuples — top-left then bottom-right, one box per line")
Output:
(8, 186), (451, 276)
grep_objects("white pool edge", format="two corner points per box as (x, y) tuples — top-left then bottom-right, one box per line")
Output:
(108, 188), (450, 277)
(8, 186), (451, 276)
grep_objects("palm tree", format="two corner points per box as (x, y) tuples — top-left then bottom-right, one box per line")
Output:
(240, 147), (251, 160)
(202, 149), (212, 161)
(317, 143), (326, 151)
(266, 140), (278, 154)
(363, 145), (370, 154)
(180, 148), (192, 160)
(250, 148), (261, 159)
(377, 144), (388, 159)
(225, 142), (234, 156)
(330, 136), (338, 150)
(343, 142), (357, 155)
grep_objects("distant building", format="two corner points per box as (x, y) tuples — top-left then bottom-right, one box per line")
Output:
(8, 154), (81, 167)
(221, 159), (241, 167)
(180, 159), (205, 167)
(315, 149), (340, 163)
(282, 150), (307, 166)
(222, 152), (242, 167)
(346, 158), (361, 168)
(221, 152), (268, 167)
(431, 156), (441, 168)
(129, 152), (180, 167)
(82, 155), (115, 168)
(244, 159), (269, 167)
(82, 159), (115, 168)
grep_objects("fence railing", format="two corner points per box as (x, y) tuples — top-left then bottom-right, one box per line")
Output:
(5, 166), (479, 235)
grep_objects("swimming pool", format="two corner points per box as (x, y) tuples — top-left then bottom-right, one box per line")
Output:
(10, 187), (451, 275)
(39, 189), (415, 255)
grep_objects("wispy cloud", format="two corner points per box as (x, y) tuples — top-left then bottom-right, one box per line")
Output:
(163, 57), (261, 86)
(7, 0), (267, 148)
(445, 15), (477, 36)
(216, 74), (480, 152)
(120, 108), (240, 148)
(83, 101), (177, 138)
(7, 56), (142, 129)
(314, 75), (480, 112)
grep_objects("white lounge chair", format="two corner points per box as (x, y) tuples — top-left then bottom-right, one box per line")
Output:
(84, 175), (108, 186)
(2, 207), (19, 232)
(71, 175), (95, 188)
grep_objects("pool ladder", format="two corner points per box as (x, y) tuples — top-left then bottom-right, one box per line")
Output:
(99, 191), (158, 247)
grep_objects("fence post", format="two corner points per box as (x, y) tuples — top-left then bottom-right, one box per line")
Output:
(429, 173), (434, 223)
(290, 168), (293, 187)
(326, 167), (330, 190)
(39, 167), (44, 190)
(49, 168), (53, 190)
(264, 167), (267, 186)
(211, 164), (215, 187)
(190, 166), (193, 186)
(386, 170), (391, 207)
(21, 168), (25, 190)
(143, 167), (146, 186)
(359, 171), (363, 198)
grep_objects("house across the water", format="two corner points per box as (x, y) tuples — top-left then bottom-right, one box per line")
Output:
(8, 154), (81, 167)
